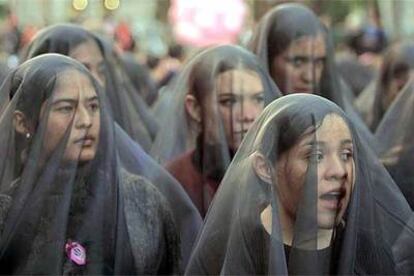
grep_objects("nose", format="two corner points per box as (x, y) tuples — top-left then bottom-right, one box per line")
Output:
(75, 105), (92, 129)
(238, 98), (259, 124)
(300, 62), (314, 85)
(325, 155), (347, 181)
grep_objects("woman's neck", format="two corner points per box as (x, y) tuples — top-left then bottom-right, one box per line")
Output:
(260, 204), (333, 250)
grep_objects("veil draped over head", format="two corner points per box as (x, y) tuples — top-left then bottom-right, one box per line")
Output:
(151, 45), (281, 216)
(186, 94), (413, 275)
(152, 45), (281, 163)
(355, 41), (414, 131)
(375, 78), (414, 210)
(20, 24), (203, 268)
(121, 53), (158, 107)
(0, 54), (180, 274)
(248, 3), (378, 151)
(22, 23), (158, 152)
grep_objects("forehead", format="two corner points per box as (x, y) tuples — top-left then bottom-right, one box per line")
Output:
(69, 39), (103, 62)
(315, 113), (352, 142)
(286, 34), (326, 56)
(296, 113), (352, 147)
(215, 69), (263, 94)
(53, 69), (97, 98)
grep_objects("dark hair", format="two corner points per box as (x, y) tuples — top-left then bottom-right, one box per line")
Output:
(25, 24), (104, 62)
(266, 4), (324, 70)
(260, 97), (348, 163)
(13, 55), (96, 128)
(346, 26), (387, 56)
(188, 46), (264, 105)
(379, 42), (414, 89)
(168, 44), (184, 60)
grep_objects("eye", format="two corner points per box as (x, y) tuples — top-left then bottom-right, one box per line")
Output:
(340, 149), (353, 162)
(89, 102), (100, 113)
(56, 105), (75, 114)
(253, 94), (264, 104)
(219, 97), (237, 107)
(308, 150), (323, 163)
(288, 57), (307, 68)
(314, 57), (325, 68)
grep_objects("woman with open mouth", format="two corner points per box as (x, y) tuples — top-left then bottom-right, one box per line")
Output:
(186, 94), (413, 275)
(0, 54), (180, 274)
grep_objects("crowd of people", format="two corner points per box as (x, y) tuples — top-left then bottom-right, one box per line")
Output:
(0, 2), (413, 275)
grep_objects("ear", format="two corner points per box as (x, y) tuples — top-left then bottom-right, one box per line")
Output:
(252, 152), (273, 185)
(13, 111), (31, 136)
(185, 94), (201, 123)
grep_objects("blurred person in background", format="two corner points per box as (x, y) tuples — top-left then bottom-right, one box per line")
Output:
(355, 41), (414, 131)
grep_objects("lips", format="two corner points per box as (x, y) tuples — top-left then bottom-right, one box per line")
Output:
(294, 87), (313, 93)
(319, 188), (346, 210)
(74, 135), (96, 146)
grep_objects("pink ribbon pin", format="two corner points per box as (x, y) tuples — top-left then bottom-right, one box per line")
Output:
(65, 240), (86, 266)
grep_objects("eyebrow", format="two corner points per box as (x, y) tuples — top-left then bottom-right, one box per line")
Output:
(286, 55), (326, 60)
(52, 98), (78, 105)
(340, 139), (353, 146)
(87, 95), (99, 102)
(52, 95), (98, 105)
(306, 141), (326, 147)
(305, 139), (353, 147)
(218, 91), (264, 97)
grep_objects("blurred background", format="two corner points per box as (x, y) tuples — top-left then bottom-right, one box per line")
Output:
(0, 0), (411, 72)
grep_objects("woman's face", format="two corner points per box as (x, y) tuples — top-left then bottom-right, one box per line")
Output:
(215, 69), (265, 152)
(270, 34), (326, 94)
(383, 68), (413, 111)
(70, 39), (106, 87)
(276, 113), (354, 229)
(41, 69), (100, 163)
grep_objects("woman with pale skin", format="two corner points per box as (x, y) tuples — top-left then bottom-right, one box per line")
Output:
(23, 23), (155, 150)
(186, 94), (413, 275)
(22, 24), (203, 267)
(0, 54), (180, 274)
(151, 45), (281, 217)
(249, 3), (378, 151)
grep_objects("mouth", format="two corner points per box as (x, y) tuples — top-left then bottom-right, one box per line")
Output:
(294, 87), (314, 93)
(319, 188), (346, 210)
(234, 129), (248, 135)
(74, 135), (96, 147)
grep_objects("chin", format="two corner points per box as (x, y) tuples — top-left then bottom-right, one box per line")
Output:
(78, 151), (96, 162)
(318, 213), (336, 229)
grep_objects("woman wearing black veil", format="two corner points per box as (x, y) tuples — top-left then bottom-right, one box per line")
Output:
(355, 41), (414, 131)
(186, 94), (413, 275)
(375, 78), (414, 210)
(121, 53), (158, 107)
(0, 54), (180, 274)
(22, 23), (157, 151)
(20, 24), (203, 267)
(151, 45), (281, 217)
(249, 3), (377, 150)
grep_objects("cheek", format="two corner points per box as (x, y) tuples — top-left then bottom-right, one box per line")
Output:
(43, 115), (72, 154)
(315, 66), (324, 81)
(218, 106), (233, 131)
(271, 60), (288, 87)
(279, 160), (308, 211)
